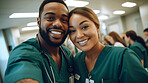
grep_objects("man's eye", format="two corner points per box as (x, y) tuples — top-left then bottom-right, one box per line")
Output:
(68, 30), (75, 34)
(81, 26), (88, 29)
(45, 17), (55, 21)
(61, 19), (68, 23)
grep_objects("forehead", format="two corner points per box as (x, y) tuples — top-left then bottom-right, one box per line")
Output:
(69, 14), (92, 25)
(42, 2), (68, 16)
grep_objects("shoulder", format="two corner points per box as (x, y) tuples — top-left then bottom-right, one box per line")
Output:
(114, 42), (124, 47)
(130, 42), (145, 51)
(131, 42), (143, 48)
(104, 45), (126, 54)
(9, 38), (41, 63)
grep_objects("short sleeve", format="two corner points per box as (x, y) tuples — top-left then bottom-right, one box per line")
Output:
(4, 45), (44, 83)
(119, 49), (148, 83)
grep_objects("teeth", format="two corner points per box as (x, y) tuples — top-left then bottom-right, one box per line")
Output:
(79, 40), (88, 44)
(51, 31), (61, 35)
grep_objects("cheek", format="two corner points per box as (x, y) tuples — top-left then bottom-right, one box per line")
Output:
(64, 25), (69, 33)
(69, 34), (75, 43)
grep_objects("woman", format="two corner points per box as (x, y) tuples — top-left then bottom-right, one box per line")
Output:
(104, 31), (127, 47)
(68, 7), (148, 83)
(125, 30), (148, 68)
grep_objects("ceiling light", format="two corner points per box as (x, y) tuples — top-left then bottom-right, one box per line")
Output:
(21, 26), (39, 31)
(113, 10), (125, 15)
(65, 0), (89, 7)
(122, 2), (136, 7)
(98, 15), (109, 20)
(93, 10), (100, 14)
(9, 13), (38, 18)
(27, 22), (37, 26)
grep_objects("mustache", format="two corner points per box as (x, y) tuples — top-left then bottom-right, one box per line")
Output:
(47, 26), (66, 34)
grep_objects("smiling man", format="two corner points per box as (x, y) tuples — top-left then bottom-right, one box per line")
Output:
(4, 0), (73, 83)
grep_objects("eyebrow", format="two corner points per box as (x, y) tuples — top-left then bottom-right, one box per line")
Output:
(79, 20), (88, 25)
(69, 20), (88, 29)
(44, 12), (68, 17)
(44, 12), (55, 16)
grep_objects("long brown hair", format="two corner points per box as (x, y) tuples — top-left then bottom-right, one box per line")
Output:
(109, 31), (127, 47)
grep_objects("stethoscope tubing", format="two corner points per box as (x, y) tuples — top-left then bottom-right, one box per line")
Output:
(36, 34), (73, 83)
(37, 35), (56, 83)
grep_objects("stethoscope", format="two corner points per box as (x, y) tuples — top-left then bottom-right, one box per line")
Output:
(36, 34), (74, 83)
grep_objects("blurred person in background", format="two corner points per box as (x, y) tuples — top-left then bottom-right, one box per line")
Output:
(108, 31), (127, 47)
(104, 31), (126, 47)
(144, 28), (148, 47)
(125, 30), (148, 68)
(104, 35), (114, 45)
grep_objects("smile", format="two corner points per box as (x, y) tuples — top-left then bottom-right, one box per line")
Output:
(78, 39), (88, 44)
(51, 31), (62, 35)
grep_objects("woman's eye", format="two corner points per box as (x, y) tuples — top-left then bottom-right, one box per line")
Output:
(81, 26), (88, 29)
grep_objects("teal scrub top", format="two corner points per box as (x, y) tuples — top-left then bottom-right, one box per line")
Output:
(4, 38), (73, 83)
(129, 41), (148, 68)
(73, 45), (148, 83)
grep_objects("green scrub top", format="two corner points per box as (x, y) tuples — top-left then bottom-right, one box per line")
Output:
(4, 38), (73, 83)
(73, 45), (148, 83)
(129, 41), (148, 68)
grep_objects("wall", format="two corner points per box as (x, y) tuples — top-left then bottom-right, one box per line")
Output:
(124, 11), (144, 37)
(19, 30), (38, 44)
(124, 12), (140, 31)
(0, 30), (9, 80)
(139, 2), (148, 29)
(103, 16), (124, 35)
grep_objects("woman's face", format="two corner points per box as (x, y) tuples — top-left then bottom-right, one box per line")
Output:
(69, 14), (99, 52)
(104, 35), (114, 45)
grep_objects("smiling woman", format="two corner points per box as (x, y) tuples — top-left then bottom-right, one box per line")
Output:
(68, 7), (148, 83)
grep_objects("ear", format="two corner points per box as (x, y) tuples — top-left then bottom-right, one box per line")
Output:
(37, 17), (40, 27)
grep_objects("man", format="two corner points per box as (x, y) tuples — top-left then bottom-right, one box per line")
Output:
(144, 28), (148, 47)
(4, 0), (73, 83)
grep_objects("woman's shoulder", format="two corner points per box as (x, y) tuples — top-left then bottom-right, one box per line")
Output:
(114, 42), (125, 47)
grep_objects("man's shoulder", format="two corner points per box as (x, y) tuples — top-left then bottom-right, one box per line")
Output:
(13, 38), (37, 51)
(10, 38), (39, 58)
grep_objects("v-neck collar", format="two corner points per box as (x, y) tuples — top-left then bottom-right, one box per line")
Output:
(41, 45), (65, 73)
(82, 45), (111, 77)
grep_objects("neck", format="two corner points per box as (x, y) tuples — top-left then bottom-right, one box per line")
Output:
(130, 40), (135, 45)
(85, 42), (105, 60)
(38, 33), (60, 56)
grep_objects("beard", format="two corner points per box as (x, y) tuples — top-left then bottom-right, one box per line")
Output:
(39, 25), (68, 47)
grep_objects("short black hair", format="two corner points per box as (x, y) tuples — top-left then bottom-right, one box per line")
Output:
(144, 28), (148, 32)
(39, 0), (68, 18)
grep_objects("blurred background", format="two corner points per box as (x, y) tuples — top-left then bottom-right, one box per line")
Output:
(0, 0), (148, 81)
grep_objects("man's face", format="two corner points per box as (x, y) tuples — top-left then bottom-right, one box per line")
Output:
(38, 2), (68, 47)
(144, 31), (148, 38)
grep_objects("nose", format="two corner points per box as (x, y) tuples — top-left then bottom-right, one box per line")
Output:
(76, 30), (84, 39)
(52, 19), (62, 28)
